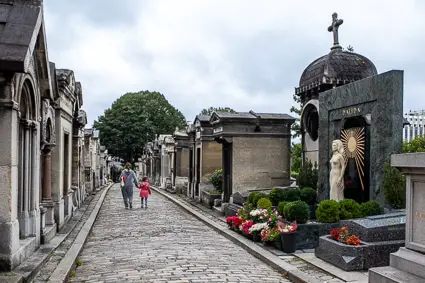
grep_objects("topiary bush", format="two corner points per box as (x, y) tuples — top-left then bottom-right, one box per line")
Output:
(257, 197), (272, 210)
(269, 188), (283, 206)
(360, 200), (383, 217)
(339, 199), (362, 220)
(383, 162), (406, 209)
(277, 201), (288, 217)
(282, 188), (301, 202)
(253, 193), (267, 207)
(284, 200), (310, 224)
(299, 187), (317, 205)
(210, 168), (223, 192)
(316, 200), (340, 223)
(247, 192), (259, 205)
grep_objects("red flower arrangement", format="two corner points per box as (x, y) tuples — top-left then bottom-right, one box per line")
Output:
(226, 216), (243, 230)
(329, 226), (361, 246)
(242, 221), (254, 236)
(346, 235), (361, 246)
(330, 228), (340, 241)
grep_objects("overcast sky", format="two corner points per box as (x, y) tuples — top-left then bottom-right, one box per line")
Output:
(43, 0), (425, 126)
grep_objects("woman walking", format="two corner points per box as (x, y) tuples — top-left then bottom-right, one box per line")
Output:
(120, 162), (138, 209)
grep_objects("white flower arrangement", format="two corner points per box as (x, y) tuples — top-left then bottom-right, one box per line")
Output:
(249, 222), (268, 233)
(249, 209), (261, 217)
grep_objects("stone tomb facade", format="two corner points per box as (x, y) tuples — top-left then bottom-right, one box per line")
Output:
(210, 111), (295, 202)
(173, 128), (190, 193)
(369, 153), (425, 281)
(158, 134), (174, 189)
(0, 0), (100, 270)
(187, 115), (222, 199)
(317, 70), (403, 204)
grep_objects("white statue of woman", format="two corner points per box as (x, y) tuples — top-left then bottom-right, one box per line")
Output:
(329, 139), (346, 201)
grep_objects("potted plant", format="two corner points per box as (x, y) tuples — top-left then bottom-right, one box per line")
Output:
(248, 222), (268, 242)
(278, 220), (298, 253)
(261, 227), (280, 247)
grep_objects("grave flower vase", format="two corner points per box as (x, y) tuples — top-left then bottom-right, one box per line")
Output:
(253, 233), (261, 242)
(281, 232), (296, 253)
(274, 239), (283, 251)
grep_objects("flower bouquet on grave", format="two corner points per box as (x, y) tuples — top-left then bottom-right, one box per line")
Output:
(249, 222), (268, 242)
(226, 215), (236, 229)
(261, 227), (279, 247)
(249, 208), (268, 223)
(329, 227), (361, 246)
(241, 221), (254, 239)
(226, 216), (243, 231)
(266, 209), (282, 229)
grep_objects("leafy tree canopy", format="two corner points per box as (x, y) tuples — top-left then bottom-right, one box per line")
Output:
(199, 106), (236, 116)
(291, 143), (302, 173)
(290, 96), (302, 138)
(93, 91), (186, 162)
(403, 136), (425, 153)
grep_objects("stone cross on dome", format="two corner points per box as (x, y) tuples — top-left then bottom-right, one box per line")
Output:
(327, 12), (343, 50)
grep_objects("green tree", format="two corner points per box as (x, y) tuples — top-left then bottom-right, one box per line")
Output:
(403, 136), (425, 153)
(94, 91), (186, 162)
(383, 163), (406, 209)
(290, 96), (302, 138)
(291, 143), (302, 173)
(199, 106), (236, 116)
(296, 159), (318, 190)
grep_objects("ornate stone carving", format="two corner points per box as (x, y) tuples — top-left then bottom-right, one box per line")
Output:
(41, 98), (56, 148)
(77, 109), (87, 127)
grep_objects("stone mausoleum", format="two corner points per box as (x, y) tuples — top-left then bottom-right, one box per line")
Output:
(0, 0), (107, 271)
(298, 13), (403, 205)
(210, 111), (294, 202)
(298, 13), (377, 166)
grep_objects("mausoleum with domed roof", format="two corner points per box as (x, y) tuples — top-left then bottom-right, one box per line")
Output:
(297, 13), (378, 165)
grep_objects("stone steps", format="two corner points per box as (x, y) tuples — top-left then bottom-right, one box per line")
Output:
(369, 266), (425, 283)
(390, 248), (425, 279)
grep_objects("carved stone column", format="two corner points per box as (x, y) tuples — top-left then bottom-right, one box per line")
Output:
(41, 144), (55, 225)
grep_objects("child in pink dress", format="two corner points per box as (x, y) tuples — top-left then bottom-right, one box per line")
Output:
(137, 176), (151, 209)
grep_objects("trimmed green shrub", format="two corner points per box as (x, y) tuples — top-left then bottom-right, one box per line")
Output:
(299, 187), (317, 205)
(284, 200), (310, 224)
(210, 168), (223, 192)
(277, 201), (288, 216)
(383, 162), (406, 209)
(282, 189), (301, 202)
(257, 198), (272, 210)
(253, 193), (267, 207)
(269, 188), (283, 206)
(339, 199), (362, 220)
(316, 200), (340, 223)
(246, 192), (258, 204)
(360, 201), (383, 217)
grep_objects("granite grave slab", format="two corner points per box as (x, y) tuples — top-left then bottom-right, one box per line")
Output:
(315, 212), (406, 271)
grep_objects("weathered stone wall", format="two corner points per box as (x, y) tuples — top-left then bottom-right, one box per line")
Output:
(232, 137), (291, 193)
(180, 148), (189, 177)
(201, 141), (222, 178)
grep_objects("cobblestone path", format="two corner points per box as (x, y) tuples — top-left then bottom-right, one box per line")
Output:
(34, 188), (104, 282)
(71, 184), (291, 282)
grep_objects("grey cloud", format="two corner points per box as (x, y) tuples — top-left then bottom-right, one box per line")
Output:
(44, 0), (140, 27)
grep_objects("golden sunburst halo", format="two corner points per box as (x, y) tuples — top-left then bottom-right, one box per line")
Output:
(341, 127), (365, 191)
